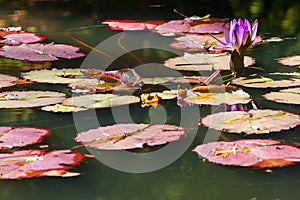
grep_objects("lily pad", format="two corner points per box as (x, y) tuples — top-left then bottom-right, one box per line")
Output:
(169, 34), (223, 52)
(41, 104), (88, 113)
(0, 33), (45, 45)
(154, 18), (229, 36)
(0, 43), (85, 61)
(164, 53), (255, 71)
(263, 87), (300, 105)
(193, 139), (300, 168)
(62, 94), (140, 109)
(277, 55), (300, 67)
(22, 68), (84, 84)
(0, 91), (65, 108)
(0, 149), (84, 179)
(0, 74), (18, 89)
(232, 72), (300, 88)
(0, 126), (50, 149)
(141, 90), (178, 107)
(201, 109), (300, 134)
(75, 123), (186, 150)
(102, 19), (166, 31)
(184, 90), (251, 105)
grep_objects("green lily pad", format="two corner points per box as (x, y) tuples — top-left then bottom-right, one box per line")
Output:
(22, 68), (83, 84)
(277, 55), (300, 67)
(0, 91), (65, 108)
(163, 52), (255, 71)
(232, 72), (300, 88)
(263, 87), (300, 105)
(62, 94), (140, 109)
(184, 90), (251, 105)
(201, 109), (300, 135)
(0, 74), (18, 89)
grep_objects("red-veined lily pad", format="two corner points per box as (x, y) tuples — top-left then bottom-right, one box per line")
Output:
(0, 74), (18, 89)
(0, 126), (50, 149)
(232, 72), (300, 88)
(193, 139), (300, 168)
(0, 43), (85, 61)
(62, 94), (140, 109)
(154, 18), (229, 36)
(164, 53), (255, 71)
(184, 90), (251, 105)
(0, 91), (65, 108)
(201, 109), (300, 134)
(22, 68), (84, 84)
(263, 87), (300, 105)
(277, 55), (300, 67)
(102, 19), (166, 31)
(0, 149), (84, 179)
(0, 33), (45, 45)
(75, 123), (186, 150)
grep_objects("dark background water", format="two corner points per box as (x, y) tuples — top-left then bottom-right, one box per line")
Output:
(0, 0), (300, 200)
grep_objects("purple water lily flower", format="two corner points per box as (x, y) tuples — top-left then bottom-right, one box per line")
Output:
(211, 18), (258, 52)
(210, 18), (258, 76)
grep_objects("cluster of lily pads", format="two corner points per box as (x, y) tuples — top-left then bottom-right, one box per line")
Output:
(0, 15), (300, 179)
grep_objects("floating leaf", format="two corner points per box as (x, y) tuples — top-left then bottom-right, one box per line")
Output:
(0, 43), (85, 61)
(263, 87), (300, 105)
(102, 19), (166, 31)
(277, 55), (300, 67)
(62, 94), (140, 109)
(164, 53), (255, 71)
(75, 123), (186, 150)
(22, 68), (84, 84)
(193, 139), (300, 168)
(0, 126), (50, 149)
(201, 109), (300, 134)
(232, 72), (300, 88)
(0, 33), (45, 45)
(0, 91), (65, 108)
(41, 104), (88, 113)
(0, 149), (84, 179)
(169, 34), (222, 52)
(0, 74), (18, 89)
(154, 18), (229, 36)
(184, 90), (251, 105)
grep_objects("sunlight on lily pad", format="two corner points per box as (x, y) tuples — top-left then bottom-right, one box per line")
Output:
(184, 90), (251, 105)
(164, 52), (255, 71)
(201, 109), (300, 134)
(232, 72), (300, 88)
(0, 91), (65, 108)
(263, 87), (300, 105)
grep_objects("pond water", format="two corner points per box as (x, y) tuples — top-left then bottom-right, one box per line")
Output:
(0, 0), (300, 199)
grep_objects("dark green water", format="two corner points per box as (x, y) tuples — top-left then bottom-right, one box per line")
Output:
(0, 0), (300, 199)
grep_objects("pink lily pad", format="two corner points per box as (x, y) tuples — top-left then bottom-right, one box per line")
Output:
(277, 55), (300, 67)
(263, 87), (300, 105)
(0, 33), (45, 45)
(0, 74), (18, 89)
(154, 18), (229, 36)
(75, 123), (187, 150)
(0, 126), (50, 149)
(193, 139), (300, 168)
(201, 109), (300, 135)
(102, 19), (166, 31)
(0, 149), (84, 179)
(0, 43), (85, 61)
